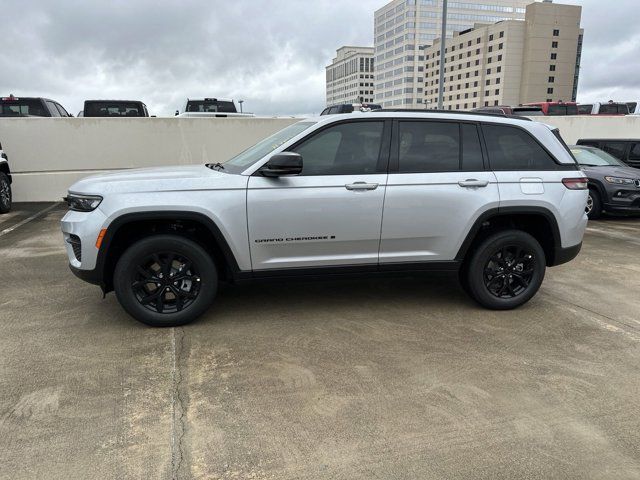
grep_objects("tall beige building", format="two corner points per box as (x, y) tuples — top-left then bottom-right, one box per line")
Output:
(325, 46), (375, 106)
(373, 0), (532, 108)
(423, 1), (583, 110)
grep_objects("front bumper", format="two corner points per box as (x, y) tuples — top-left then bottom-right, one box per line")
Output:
(69, 264), (103, 286)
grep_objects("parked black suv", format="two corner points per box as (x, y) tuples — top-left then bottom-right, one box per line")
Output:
(83, 100), (149, 117)
(576, 139), (640, 169)
(0, 95), (71, 117)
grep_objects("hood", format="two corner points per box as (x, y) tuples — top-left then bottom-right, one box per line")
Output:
(69, 165), (239, 195)
(581, 165), (640, 180)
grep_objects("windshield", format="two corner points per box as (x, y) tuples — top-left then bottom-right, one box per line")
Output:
(222, 121), (317, 173)
(571, 147), (626, 167)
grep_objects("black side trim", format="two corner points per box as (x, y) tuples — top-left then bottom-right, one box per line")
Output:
(454, 206), (562, 264)
(554, 242), (582, 266)
(69, 264), (102, 286)
(247, 261), (460, 281)
(96, 211), (241, 288)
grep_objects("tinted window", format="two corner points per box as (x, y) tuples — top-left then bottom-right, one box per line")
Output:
(55, 103), (69, 117)
(547, 104), (578, 115)
(398, 121), (460, 173)
(629, 143), (640, 161)
(598, 104), (628, 115)
(292, 121), (384, 176)
(461, 123), (484, 170)
(46, 101), (61, 117)
(578, 105), (593, 115)
(602, 142), (627, 160)
(186, 100), (236, 113)
(627, 102), (637, 114)
(85, 102), (144, 117)
(328, 106), (340, 114)
(483, 124), (558, 170)
(320, 108), (330, 115)
(0, 98), (48, 116)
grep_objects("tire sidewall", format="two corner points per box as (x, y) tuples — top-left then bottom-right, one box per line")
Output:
(587, 189), (602, 220)
(0, 173), (11, 214)
(466, 230), (546, 310)
(114, 235), (217, 327)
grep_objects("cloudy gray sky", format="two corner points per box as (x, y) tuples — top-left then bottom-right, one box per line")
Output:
(0, 0), (638, 116)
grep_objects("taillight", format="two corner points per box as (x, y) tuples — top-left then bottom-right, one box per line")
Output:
(562, 177), (588, 190)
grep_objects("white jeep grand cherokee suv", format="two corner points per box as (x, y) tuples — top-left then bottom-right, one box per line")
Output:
(61, 111), (588, 327)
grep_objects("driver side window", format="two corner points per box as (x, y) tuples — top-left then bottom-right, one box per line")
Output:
(291, 121), (384, 176)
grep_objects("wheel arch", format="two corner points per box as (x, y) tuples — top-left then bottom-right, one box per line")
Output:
(455, 207), (562, 267)
(97, 211), (243, 293)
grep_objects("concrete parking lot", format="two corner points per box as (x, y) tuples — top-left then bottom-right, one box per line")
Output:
(1, 203), (639, 480)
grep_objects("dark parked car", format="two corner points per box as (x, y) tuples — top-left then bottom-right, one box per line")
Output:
(472, 105), (544, 116)
(320, 103), (382, 115)
(0, 95), (71, 117)
(0, 140), (12, 213)
(83, 100), (149, 117)
(570, 145), (640, 219)
(576, 139), (640, 169)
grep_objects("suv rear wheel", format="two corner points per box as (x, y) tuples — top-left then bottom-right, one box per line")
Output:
(113, 235), (217, 327)
(465, 230), (546, 310)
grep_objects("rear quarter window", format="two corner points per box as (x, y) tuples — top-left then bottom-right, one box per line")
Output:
(482, 124), (560, 170)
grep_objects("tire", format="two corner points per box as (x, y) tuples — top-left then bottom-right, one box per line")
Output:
(0, 172), (11, 214)
(586, 189), (602, 220)
(113, 235), (217, 327)
(464, 230), (546, 310)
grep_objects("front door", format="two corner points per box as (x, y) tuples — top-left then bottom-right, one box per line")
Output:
(247, 119), (390, 271)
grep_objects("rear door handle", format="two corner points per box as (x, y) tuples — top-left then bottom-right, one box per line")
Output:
(345, 182), (379, 191)
(458, 179), (489, 188)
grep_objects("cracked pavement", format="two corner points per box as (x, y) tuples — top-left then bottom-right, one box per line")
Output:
(1, 203), (639, 479)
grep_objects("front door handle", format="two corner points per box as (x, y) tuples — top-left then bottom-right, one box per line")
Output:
(458, 179), (489, 188)
(345, 182), (379, 191)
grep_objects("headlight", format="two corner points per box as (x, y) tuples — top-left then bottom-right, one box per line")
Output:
(64, 193), (103, 212)
(604, 176), (635, 185)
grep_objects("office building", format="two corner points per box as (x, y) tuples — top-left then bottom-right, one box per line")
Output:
(325, 46), (375, 106)
(374, 0), (532, 107)
(422, 1), (583, 109)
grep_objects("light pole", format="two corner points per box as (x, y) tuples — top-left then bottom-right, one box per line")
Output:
(437, 0), (448, 110)
(238, 100), (244, 113)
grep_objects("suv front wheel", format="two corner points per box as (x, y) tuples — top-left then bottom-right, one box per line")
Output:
(465, 230), (546, 310)
(113, 235), (218, 327)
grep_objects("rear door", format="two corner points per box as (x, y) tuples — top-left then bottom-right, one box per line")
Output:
(379, 120), (499, 264)
(247, 119), (390, 271)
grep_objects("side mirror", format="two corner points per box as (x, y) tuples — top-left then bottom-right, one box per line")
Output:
(261, 152), (303, 177)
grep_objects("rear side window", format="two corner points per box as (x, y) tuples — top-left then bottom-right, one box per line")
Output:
(482, 124), (558, 170)
(601, 142), (627, 160)
(578, 105), (593, 115)
(629, 143), (640, 161)
(398, 121), (460, 172)
(599, 104), (629, 115)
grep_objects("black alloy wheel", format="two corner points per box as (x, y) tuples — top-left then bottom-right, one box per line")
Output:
(133, 252), (201, 314)
(114, 235), (217, 326)
(483, 245), (535, 299)
(465, 229), (546, 310)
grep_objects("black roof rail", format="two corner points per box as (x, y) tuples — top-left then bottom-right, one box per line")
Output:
(376, 108), (532, 121)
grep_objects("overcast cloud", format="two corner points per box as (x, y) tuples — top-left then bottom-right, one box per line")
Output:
(0, 0), (638, 116)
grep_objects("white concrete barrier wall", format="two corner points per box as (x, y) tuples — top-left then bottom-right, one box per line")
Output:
(1, 115), (639, 202)
(0, 117), (298, 202)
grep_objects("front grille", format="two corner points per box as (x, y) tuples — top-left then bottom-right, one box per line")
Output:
(68, 234), (82, 262)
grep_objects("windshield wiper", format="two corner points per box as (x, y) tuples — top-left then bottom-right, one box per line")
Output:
(206, 162), (225, 170)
